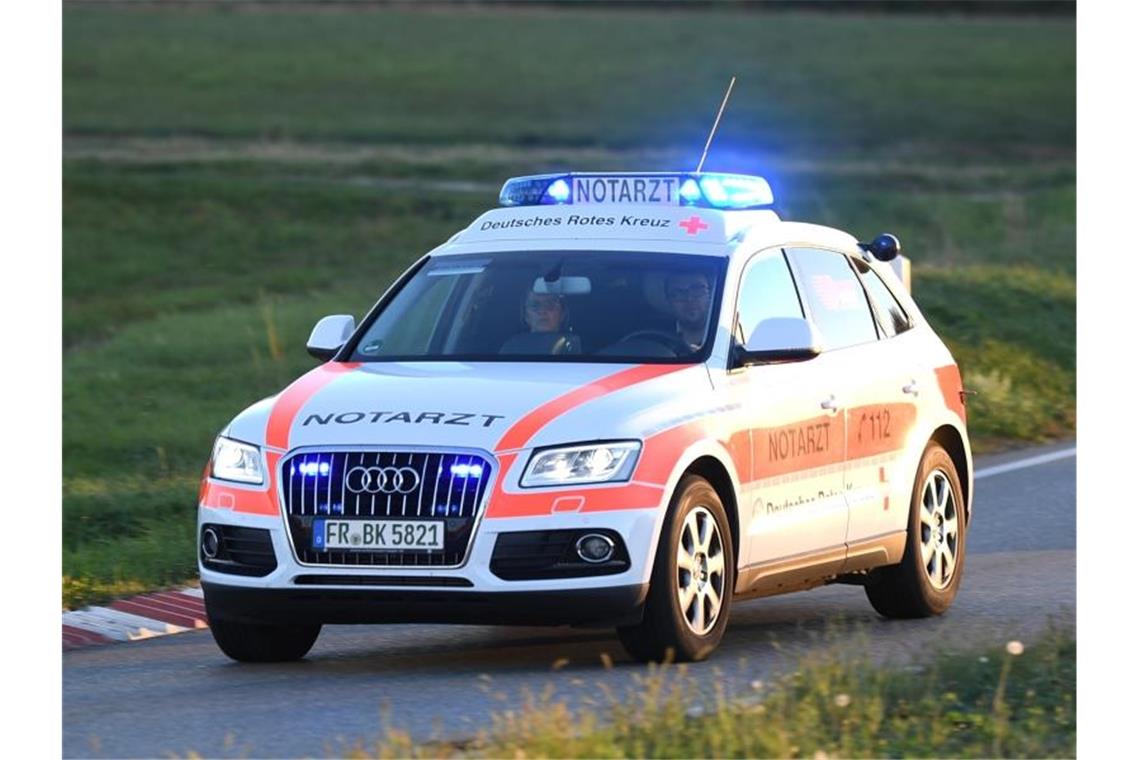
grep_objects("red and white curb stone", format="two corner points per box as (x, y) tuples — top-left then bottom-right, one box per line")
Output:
(63, 587), (207, 650)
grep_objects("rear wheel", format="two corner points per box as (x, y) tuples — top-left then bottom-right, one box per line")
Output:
(617, 475), (734, 663)
(865, 441), (966, 618)
(208, 618), (322, 663)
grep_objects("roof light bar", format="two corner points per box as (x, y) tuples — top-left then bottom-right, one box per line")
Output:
(498, 172), (774, 210)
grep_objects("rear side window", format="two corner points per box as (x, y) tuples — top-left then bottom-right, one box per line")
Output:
(856, 261), (912, 338)
(786, 248), (878, 351)
(735, 251), (804, 344)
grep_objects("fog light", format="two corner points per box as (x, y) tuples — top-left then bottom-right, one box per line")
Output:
(202, 527), (220, 559)
(576, 533), (615, 563)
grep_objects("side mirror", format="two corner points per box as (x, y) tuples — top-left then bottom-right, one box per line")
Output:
(307, 315), (355, 361)
(734, 317), (821, 367)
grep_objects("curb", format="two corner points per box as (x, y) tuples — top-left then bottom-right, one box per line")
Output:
(63, 587), (207, 650)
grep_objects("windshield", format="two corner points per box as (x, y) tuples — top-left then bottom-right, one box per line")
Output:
(348, 251), (726, 363)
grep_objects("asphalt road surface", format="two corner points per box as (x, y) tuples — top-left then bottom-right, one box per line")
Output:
(63, 441), (1076, 758)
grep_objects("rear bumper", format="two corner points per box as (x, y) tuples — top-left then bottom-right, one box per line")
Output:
(202, 580), (649, 628)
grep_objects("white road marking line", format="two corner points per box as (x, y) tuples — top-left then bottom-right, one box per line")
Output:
(975, 447), (1076, 480)
(178, 586), (204, 598)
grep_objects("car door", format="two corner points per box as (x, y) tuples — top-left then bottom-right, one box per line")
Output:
(839, 258), (924, 561)
(725, 248), (848, 573)
(785, 248), (919, 567)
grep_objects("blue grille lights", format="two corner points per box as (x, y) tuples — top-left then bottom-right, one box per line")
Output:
(498, 172), (774, 210)
(450, 463), (485, 478)
(293, 461), (331, 477)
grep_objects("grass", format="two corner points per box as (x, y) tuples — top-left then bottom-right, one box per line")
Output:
(64, 6), (1073, 155)
(62, 4), (1073, 607)
(351, 628), (1075, 758)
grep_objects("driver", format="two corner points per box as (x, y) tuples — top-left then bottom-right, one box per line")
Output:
(664, 271), (713, 352)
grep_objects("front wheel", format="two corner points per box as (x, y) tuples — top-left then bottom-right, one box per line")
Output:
(617, 475), (735, 663)
(865, 441), (966, 618)
(208, 618), (322, 663)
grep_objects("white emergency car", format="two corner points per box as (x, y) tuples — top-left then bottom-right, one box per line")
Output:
(199, 172), (972, 663)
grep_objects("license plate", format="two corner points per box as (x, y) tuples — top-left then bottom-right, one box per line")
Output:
(312, 519), (445, 551)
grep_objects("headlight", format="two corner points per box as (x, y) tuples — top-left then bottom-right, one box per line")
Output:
(520, 442), (641, 488)
(210, 437), (264, 485)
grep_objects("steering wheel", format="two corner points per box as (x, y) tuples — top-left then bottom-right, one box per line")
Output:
(615, 329), (692, 356)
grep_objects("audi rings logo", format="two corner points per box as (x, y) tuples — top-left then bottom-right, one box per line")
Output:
(344, 466), (421, 495)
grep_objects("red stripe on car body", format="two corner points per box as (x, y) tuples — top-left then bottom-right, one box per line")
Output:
(845, 403), (918, 461)
(485, 365), (690, 518)
(266, 362), (361, 450)
(200, 362), (360, 516)
(935, 364), (967, 422)
(199, 481), (277, 516)
(493, 364), (687, 452)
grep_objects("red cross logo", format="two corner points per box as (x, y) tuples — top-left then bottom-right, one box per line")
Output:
(678, 215), (709, 235)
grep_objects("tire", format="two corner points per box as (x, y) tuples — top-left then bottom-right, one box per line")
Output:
(617, 474), (735, 663)
(865, 441), (967, 618)
(208, 618), (322, 663)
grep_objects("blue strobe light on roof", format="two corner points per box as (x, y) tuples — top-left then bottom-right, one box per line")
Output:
(498, 172), (774, 210)
(546, 178), (571, 203)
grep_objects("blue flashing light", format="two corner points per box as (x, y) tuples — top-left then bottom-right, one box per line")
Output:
(499, 174), (568, 206)
(545, 179), (571, 203)
(497, 172), (774, 210)
(679, 178), (702, 204)
(701, 174), (773, 208)
(450, 463), (485, 478)
(297, 461), (330, 477)
(699, 176), (729, 205)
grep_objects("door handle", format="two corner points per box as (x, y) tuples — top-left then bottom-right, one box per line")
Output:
(820, 395), (839, 412)
(902, 379), (920, 396)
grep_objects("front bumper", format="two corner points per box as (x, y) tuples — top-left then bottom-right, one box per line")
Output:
(198, 499), (662, 626)
(202, 580), (649, 627)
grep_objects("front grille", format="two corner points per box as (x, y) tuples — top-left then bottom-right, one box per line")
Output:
(282, 450), (493, 567)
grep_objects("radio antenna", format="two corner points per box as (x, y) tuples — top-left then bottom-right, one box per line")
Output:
(695, 76), (736, 174)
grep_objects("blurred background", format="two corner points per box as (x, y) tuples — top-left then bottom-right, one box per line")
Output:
(62, 0), (1074, 608)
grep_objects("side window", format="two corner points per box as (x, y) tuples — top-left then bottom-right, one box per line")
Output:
(855, 260), (912, 338)
(735, 250), (804, 344)
(786, 248), (878, 351)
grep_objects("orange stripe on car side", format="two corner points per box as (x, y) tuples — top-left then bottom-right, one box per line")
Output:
(200, 481), (277, 516)
(935, 364), (967, 422)
(751, 413), (845, 479)
(265, 362), (361, 450)
(486, 365), (690, 518)
(632, 421), (709, 485)
(493, 364), (687, 452)
(845, 403), (918, 461)
(201, 362), (360, 516)
(489, 419), (751, 520)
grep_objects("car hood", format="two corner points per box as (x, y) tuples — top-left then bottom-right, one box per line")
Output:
(225, 361), (712, 454)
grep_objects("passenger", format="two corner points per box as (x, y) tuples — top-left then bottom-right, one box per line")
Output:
(664, 271), (713, 352)
(523, 292), (568, 334)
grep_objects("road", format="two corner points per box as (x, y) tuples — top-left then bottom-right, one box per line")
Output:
(63, 441), (1076, 758)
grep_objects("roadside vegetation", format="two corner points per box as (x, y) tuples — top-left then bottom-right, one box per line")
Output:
(63, 5), (1073, 607)
(350, 629), (1075, 758)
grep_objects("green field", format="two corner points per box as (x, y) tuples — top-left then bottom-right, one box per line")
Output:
(62, 4), (1075, 606)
